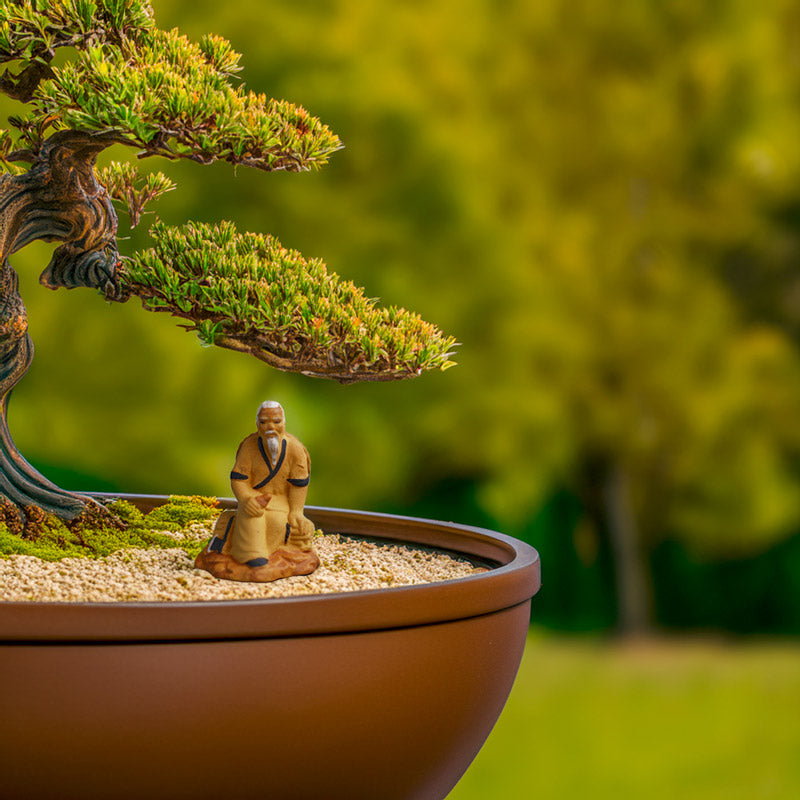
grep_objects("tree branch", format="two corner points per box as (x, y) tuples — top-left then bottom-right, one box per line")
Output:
(5, 148), (36, 163)
(0, 60), (54, 103)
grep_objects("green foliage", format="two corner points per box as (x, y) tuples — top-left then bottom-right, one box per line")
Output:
(467, 0), (800, 559)
(97, 160), (175, 227)
(0, 0), (154, 65)
(119, 220), (458, 381)
(0, 1), (341, 171)
(33, 24), (342, 169)
(0, 2), (453, 382)
(0, 494), (216, 560)
(197, 32), (241, 77)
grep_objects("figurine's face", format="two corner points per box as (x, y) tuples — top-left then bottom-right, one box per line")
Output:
(257, 406), (285, 439)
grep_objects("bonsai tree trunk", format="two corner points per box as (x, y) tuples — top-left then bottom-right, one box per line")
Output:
(0, 130), (120, 519)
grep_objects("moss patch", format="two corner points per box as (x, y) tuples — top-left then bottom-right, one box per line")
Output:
(0, 496), (217, 562)
(142, 495), (217, 530)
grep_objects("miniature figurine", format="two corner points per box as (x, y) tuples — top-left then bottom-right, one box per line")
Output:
(195, 401), (320, 582)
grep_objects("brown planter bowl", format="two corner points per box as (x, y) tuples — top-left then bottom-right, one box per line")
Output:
(0, 495), (541, 800)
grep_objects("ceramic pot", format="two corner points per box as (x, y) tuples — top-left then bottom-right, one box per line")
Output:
(0, 496), (541, 800)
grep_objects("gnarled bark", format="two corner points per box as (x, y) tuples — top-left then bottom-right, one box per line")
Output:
(0, 130), (120, 519)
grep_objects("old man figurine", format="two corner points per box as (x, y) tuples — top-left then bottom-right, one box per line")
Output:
(195, 401), (320, 582)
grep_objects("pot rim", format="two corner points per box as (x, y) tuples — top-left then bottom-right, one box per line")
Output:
(0, 495), (541, 643)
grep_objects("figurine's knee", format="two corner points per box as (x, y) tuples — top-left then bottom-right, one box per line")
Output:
(230, 511), (271, 562)
(288, 516), (314, 550)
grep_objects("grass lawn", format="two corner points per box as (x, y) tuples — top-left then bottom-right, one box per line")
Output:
(448, 631), (800, 799)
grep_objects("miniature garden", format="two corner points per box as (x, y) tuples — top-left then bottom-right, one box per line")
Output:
(0, 0), (459, 589)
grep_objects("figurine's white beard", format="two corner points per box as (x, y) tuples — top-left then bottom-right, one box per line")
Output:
(265, 432), (280, 462)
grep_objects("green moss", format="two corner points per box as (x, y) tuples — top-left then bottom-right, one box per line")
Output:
(141, 494), (217, 530)
(105, 498), (145, 527)
(0, 525), (87, 561)
(0, 495), (217, 562)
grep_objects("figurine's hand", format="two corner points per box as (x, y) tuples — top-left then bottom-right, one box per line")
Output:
(243, 496), (267, 516)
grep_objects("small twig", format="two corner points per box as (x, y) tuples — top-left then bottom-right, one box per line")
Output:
(0, 60), (54, 103)
(6, 149), (36, 163)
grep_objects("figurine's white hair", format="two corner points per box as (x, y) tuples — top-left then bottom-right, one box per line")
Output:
(257, 400), (284, 418)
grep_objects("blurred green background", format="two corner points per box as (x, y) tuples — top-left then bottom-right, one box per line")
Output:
(5, 0), (800, 795)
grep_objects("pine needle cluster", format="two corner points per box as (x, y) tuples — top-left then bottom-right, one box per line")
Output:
(96, 160), (174, 227)
(0, 0), (341, 170)
(121, 221), (458, 382)
(0, 0), (153, 65)
(35, 26), (342, 169)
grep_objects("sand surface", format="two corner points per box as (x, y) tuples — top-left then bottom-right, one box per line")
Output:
(0, 519), (483, 602)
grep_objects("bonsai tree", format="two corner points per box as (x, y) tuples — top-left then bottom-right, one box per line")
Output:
(0, 0), (455, 521)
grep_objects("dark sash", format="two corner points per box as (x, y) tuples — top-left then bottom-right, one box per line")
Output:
(254, 437), (287, 489)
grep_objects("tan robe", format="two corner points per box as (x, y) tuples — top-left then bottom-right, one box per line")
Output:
(226, 432), (314, 564)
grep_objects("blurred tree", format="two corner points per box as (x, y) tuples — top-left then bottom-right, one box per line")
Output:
(469, 0), (800, 632)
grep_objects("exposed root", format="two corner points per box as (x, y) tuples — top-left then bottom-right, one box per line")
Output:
(66, 502), (128, 535)
(0, 497), (23, 536)
(22, 505), (51, 540)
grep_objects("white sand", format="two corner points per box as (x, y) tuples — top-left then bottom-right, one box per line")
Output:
(0, 519), (484, 602)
